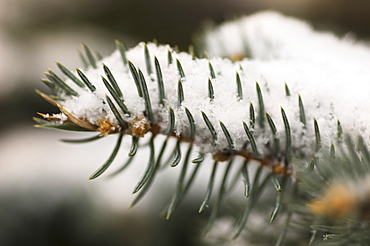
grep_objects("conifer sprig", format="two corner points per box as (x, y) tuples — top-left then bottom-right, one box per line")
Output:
(35, 11), (370, 245)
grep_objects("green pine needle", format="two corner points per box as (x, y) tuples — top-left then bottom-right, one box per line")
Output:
(89, 133), (124, 180)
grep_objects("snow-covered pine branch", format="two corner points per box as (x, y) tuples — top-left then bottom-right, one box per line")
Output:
(35, 11), (370, 244)
(39, 28), (370, 167)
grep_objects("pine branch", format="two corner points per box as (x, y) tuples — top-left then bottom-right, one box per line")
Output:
(34, 11), (370, 245)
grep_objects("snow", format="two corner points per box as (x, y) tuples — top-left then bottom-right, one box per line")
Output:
(48, 11), (370, 164)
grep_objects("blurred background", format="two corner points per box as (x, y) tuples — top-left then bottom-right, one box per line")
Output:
(1, 0), (370, 245)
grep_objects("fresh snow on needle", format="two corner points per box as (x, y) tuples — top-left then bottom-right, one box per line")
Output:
(58, 11), (370, 158)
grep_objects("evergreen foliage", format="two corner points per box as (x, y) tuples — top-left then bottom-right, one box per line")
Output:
(35, 11), (370, 245)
